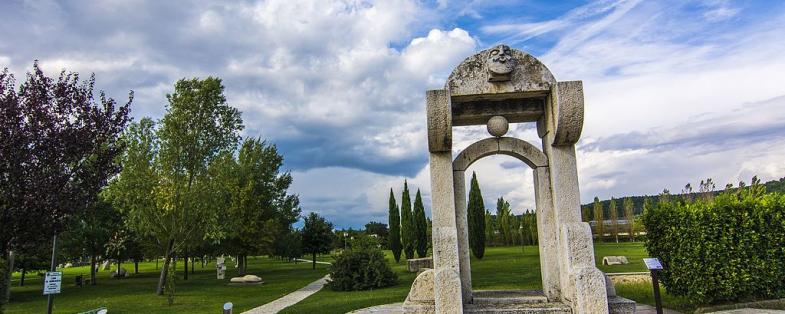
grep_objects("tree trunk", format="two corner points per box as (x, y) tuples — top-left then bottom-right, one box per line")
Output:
(19, 268), (25, 286)
(134, 260), (139, 274)
(183, 253), (188, 280)
(190, 256), (194, 274)
(237, 255), (245, 276)
(312, 252), (316, 270)
(5, 250), (14, 302)
(91, 254), (97, 285)
(117, 258), (121, 276)
(156, 239), (175, 295)
(243, 255), (248, 274)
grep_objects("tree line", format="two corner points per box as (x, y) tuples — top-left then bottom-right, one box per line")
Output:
(0, 64), (318, 309)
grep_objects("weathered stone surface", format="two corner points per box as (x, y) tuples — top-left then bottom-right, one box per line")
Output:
(427, 90), (452, 153)
(552, 81), (584, 146)
(452, 170), (473, 303)
(447, 48), (555, 102)
(572, 266), (609, 314)
(533, 167), (561, 301)
(486, 116), (509, 137)
(608, 296), (636, 314)
(405, 269), (435, 304)
(604, 274), (617, 297)
(497, 137), (548, 168)
(453, 137), (547, 171)
(603, 256), (630, 265)
(434, 268), (463, 314)
(407, 258), (434, 273)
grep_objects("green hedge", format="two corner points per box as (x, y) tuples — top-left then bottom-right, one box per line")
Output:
(643, 184), (785, 304)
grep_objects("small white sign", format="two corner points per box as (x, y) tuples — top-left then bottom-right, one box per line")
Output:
(643, 258), (663, 270)
(43, 272), (62, 295)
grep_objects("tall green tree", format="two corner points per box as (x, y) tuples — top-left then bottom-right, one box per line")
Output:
(468, 172), (486, 259)
(400, 181), (414, 260)
(387, 189), (402, 262)
(609, 198), (619, 243)
(0, 64), (131, 307)
(623, 197), (635, 242)
(106, 77), (242, 296)
(593, 197), (604, 243)
(413, 190), (428, 258)
(496, 197), (513, 245)
(214, 138), (300, 276)
(302, 212), (334, 270)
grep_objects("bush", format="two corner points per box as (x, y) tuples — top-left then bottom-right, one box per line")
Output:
(643, 181), (785, 304)
(327, 237), (398, 291)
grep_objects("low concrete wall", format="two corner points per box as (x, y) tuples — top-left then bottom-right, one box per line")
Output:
(406, 258), (433, 273)
(606, 272), (651, 285)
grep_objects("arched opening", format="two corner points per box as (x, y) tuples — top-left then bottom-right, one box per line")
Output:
(452, 137), (560, 302)
(459, 154), (541, 291)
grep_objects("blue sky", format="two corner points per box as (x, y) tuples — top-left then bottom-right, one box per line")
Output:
(3, 0), (785, 228)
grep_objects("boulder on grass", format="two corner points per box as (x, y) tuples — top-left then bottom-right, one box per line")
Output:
(229, 274), (264, 284)
(602, 256), (629, 265)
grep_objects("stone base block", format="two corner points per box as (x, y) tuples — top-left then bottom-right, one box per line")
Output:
(608, 296), (636, 314)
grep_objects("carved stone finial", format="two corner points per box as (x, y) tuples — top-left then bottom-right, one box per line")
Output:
(486, 44), (516, 82)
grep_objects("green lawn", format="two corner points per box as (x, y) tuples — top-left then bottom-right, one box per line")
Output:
(6, 257), (329, 314)
(283, 242), (692, 313)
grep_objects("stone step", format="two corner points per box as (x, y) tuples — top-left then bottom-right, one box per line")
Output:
(464, 302), (572, 314)
(472, 290), (549, 304)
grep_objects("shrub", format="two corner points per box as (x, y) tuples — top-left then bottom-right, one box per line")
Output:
(643, 181), (785, 304)
(327, 237), (398, 291)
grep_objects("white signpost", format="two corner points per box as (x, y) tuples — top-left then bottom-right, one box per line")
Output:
(43, 271), (62, 295)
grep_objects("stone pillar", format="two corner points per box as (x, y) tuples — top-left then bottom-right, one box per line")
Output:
(453, 169), (472, 303)
(541, 81), (608, 311)
(426, 89), (463, 314)
(533, 167), (561, 301)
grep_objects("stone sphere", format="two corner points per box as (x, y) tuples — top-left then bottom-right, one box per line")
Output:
(487, 116), (509, 137)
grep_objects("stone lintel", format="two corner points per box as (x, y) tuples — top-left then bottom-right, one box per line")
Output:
(451, 97), (544, 126)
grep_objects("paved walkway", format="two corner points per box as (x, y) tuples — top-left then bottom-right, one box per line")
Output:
(242, 275), (330, 314)
(294, 258), (332, 265)
(348, 302), (683, 314)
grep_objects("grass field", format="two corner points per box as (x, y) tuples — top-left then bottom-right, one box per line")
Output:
(6, 243), (691, 313)
(6, 257), (329, 314)
(282, 242), (690, 313)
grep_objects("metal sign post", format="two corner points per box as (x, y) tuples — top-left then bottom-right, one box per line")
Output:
(643, 258), (664, 314)
(45, 235), (59, 314)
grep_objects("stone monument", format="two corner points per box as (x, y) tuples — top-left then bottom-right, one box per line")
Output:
(403, 44), (636, 313)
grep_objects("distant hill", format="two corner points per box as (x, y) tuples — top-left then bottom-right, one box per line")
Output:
(580, 176), (785, 220)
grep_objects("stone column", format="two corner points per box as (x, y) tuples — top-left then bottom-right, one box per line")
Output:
(453, 169), (472, 303)
(533, 167), (561, 301)
(426, 89), (463, 314)
(541, 81), (608, 311)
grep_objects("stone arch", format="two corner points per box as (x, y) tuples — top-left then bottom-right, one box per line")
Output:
(451, 137), (560, 303)
(453, 137), (547, 171)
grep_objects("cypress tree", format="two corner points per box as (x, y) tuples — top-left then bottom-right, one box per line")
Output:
(413, 190), (428, 257)
(388, 189), (402, 262)
(623, 197), (635, 242)
(467, 172), (486, 259)
(609, 197), (619, 243)
(400, 180), (415, 260)
(593, 197), (604, 243)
